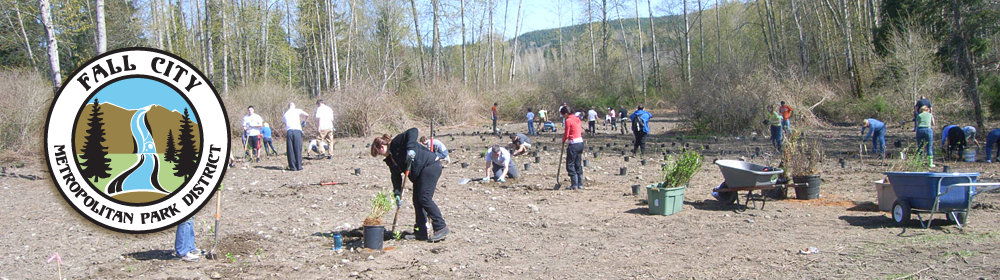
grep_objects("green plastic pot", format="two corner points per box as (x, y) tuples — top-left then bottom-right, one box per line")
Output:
(646, 183), (687, 215)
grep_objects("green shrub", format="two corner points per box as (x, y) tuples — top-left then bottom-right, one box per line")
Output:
(660, 150), (702, 188)
(982, 74), (1000, 119)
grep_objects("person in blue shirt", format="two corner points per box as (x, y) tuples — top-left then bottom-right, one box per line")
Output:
(261, 123), (278, 156)
(861, 118), (886, 159)
(629, 106), (652, 155)
(986, 128), (1000, 163)
(526, 108), (536, 135)
(940, 124), (967, 160)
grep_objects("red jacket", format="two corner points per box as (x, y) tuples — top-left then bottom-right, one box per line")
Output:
(563, 115), (583, 143)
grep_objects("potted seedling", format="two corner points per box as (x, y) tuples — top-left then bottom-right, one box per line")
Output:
(362, 189), (395, 250)
(780, 132), (824, 200)
(647, 150), (702, 215)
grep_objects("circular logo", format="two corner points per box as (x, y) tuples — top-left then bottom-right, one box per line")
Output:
(45, 48), (230, 233)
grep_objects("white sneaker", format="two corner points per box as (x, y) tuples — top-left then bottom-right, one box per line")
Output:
(181, 251), (201, 262)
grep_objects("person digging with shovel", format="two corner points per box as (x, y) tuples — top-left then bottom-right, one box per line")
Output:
(561, 106), (585, 190)
(371, 128), (449, 242)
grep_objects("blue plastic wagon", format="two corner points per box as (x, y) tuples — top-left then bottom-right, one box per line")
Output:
(884, 172), (1000, 228)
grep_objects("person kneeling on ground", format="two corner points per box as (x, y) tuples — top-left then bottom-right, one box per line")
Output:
(509, 133), (531, 156)
(861, 118), (886, 159)
(419, 136), (451, 164)
(307, 139), (329, 158)
(175, 217), (201, 262)
(371, 128), (449, 242)
(486, 145), (519, 182)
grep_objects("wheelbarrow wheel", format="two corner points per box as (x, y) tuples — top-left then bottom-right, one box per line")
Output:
(946, 211), (968, 225)
(712, 182), (738, 205)
(892, 200), (911, 226)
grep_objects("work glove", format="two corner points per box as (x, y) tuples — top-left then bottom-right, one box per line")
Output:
(497, 177), (506, 183)
(406, 150), (416, 164)
(482, 177), (490, 182)
(395, 195), (403, 207)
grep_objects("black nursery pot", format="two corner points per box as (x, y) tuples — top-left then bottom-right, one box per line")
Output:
(363, 225), (385, 250)
(793, 175), (821, 200)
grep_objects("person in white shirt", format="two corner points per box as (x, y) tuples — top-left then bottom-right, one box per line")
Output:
(587, 107), (598, 136)
(283, 102), (309, 171)
(315, 100), (336, 159)
(485, 145), (518, 182)
(242, 106), (264, 162)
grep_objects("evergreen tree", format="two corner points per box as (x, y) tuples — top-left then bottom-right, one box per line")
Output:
(173, 109), (198, 180)
(80, 99), (112, 182)
(164, 129), (177, 162)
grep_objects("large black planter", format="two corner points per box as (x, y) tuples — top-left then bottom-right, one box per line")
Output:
(793, 175), (821, 200)
(363, 225), (385, 250)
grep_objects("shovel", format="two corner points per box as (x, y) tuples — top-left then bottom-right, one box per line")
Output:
(309, 182), (350, 186)
(457, 177), (489, 185)
(553, 141), (566, 190)
(207, 187), (222, 260)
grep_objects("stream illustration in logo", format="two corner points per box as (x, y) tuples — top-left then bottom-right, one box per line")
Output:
(45, 48), (230, 233)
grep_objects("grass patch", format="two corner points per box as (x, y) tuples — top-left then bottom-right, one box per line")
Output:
(79, 154), (138, 193)
(157, 155), (185, 192)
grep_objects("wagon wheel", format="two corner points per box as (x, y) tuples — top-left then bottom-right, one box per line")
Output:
(713, 182), (738, 205)
(892, 200), (911, 226)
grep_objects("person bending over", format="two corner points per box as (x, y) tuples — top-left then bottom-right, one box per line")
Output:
(371, 128), (449, 242)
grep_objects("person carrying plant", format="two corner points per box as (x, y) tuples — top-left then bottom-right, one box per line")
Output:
(509, 133), (531, 156)
(779, 101), (793, 136)
(370, 128), (449, 242)
(985, 128), (1000, 163)
(485, 145), (519, 182)
(261, 123), (278, 157)
(766, 105), (783, 154)
(315, 99), (336, 159)
(560, 106), (585, 190)
(526, 108), (536, 135)
(418, 135), (451, 164)
(861, 118), (886, 159)
(242, 106), (264, 163)
(630, 106), (652, 155)
(915, 106), (935, 167)
(587, 107), (598, 136)
(491, 102), (499, 135)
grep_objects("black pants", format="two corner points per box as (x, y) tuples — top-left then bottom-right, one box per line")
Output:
(946, 126), (966, 160)
(262, 137), (278, 155)
(633, 131), (647, 154)
(588, 120), (596, 135)
(285, 129), (303, 170)
(413, 161), (446, 236)
(248, 135), (261, 157)
(566, 142), (584, 187)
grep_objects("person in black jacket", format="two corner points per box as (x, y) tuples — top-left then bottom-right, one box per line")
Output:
(370, 128), (449, 242)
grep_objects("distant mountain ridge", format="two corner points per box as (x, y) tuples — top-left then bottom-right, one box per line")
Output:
(74, 102), (201, 154)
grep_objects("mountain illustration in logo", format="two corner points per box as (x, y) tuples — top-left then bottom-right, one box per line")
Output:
(72, 78), (202, 205)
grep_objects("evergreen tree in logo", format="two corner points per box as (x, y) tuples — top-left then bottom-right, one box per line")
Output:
(164, 129), (177, 163)
(80, 99), (112, 182)
(173, 109), (198, 180)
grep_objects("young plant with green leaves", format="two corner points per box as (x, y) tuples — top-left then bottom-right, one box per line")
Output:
(363, 189), (395, 226)
(661, 150), (703, 188)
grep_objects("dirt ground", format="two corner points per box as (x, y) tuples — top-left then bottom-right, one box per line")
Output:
(3, 111), (1000, 279)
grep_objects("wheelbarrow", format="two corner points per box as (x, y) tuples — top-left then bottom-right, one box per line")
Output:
(884, 172), (1000, 228)
(711, 160), (799, 210)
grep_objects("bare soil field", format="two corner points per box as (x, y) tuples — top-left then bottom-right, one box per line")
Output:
(2, 111), (999, 279)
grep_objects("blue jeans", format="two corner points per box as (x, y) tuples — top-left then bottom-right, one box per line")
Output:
(770, 125), (783, 153)
(986, 129), (1000, 162)
(916, 127), (934, 156)
(781, 119), (791, 135)
(174, 218), (196, 256)
(527, 121), (535, 135)
(870, 128), (886, 156)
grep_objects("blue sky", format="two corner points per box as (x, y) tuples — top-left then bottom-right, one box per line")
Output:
(89, 78), (197, 123)
(487, 0), (654, 42)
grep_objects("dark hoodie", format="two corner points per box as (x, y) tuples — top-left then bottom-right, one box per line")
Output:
(384, 128), (438, 194)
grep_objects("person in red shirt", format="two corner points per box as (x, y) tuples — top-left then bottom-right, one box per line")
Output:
(491, 102), (499, 135)
(559, 106), (585, 190)
(779, 101), (793, 135)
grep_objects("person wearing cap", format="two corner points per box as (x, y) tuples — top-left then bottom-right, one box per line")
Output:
(485, 144), (518, 182)
(509, 133), (531, 156)
(861, 118), (886, 159)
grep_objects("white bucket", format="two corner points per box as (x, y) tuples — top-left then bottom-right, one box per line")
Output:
(964, 148), (976, 162)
